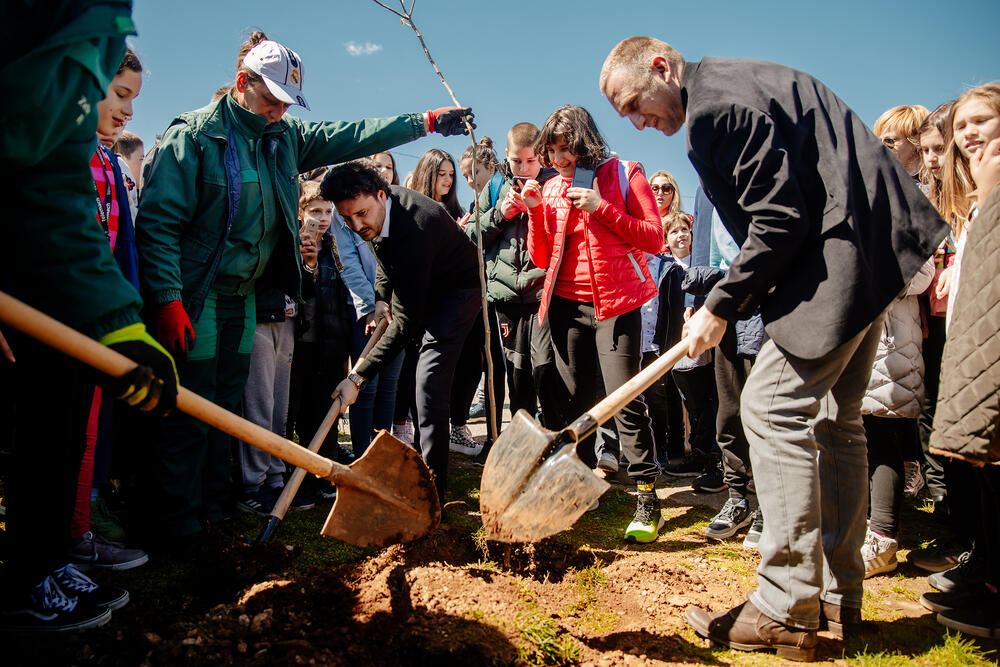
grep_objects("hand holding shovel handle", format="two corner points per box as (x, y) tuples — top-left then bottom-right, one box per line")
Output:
(0, 292), (439, 548)
(257, 318), (388, 543)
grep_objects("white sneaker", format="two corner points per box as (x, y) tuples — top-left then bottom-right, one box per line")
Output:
(597, 451), (619, 473)
(391, 421), (413, 445)
(903, 461), (925, 498)
(862, 529), (898, 578)
(449, 424), (480, 455)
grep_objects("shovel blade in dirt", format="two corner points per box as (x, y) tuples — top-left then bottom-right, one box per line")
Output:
(322, 430), (440, 547)
(480, 409), (609, 543)
(0, 291), (439, 549)
(480, 338), (690, 542)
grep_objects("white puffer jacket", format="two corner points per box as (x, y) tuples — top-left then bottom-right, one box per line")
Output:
(862, 258), (936, 418)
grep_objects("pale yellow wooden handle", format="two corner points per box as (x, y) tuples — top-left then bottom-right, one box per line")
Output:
(566, 337), (690, 441)
(268, 317), (389, 518)
(0, 291), (337, 479)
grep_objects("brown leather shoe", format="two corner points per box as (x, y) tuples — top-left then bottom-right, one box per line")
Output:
(818, 600), (861, 639)
(684, 599), (818, 662)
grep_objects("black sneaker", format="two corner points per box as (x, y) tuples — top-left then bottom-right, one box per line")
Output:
(1, 575), (112, 633)
(52, 564), (129, 612)
(704, 497), (752, 540)
(907, 540), (971, 573)
(742, 508), (764, 550)
(927, 551), (986, 593)
(663, 452), (707, 478)
(472, 442), (492, 467)
(68, 531), (149, 572)
(237, 490), (273, 517)
(936, 591), (1000, 639)
(921, 586), (993, 614)
(262, 485), (316, 512)
(691, 466), (726, 493)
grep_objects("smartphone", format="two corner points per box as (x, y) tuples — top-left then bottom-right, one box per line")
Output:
(302, 215), (321, 240)
(570, 166), (595, 190)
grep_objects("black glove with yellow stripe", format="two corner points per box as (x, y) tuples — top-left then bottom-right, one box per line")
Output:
(97, 323), (179, 415)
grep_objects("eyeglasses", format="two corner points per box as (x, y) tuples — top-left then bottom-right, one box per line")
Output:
(650, 184), (674, 194)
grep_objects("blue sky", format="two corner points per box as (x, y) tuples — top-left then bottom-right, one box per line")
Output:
(128, 0), (999, 211)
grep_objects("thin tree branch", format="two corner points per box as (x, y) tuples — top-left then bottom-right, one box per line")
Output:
(370, 0), (407, 20)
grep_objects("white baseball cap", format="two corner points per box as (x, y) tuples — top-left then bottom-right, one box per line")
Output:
(243, 40), (309, 110)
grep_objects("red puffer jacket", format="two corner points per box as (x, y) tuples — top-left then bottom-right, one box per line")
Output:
(527, 158), (662, 323)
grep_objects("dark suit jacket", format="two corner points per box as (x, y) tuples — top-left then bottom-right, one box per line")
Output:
(355, 185), (480, 378)
(684, 57), (949, 359)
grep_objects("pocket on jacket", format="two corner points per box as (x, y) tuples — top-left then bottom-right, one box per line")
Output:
(627, 253), (645, 281)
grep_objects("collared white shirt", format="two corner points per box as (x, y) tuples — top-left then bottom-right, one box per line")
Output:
(378, 196), (392, 239)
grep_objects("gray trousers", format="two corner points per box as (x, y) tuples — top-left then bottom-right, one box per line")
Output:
(237, 320), (294, 491)
(744, 318), (882, 629)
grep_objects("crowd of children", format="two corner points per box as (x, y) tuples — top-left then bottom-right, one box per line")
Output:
(1, 21), (998, 645)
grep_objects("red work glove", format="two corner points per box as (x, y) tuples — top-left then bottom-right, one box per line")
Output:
(154, 300), (195, 360)
(426, 106), (475, 136)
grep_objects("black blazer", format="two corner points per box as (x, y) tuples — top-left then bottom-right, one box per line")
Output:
(683, 57), (949, 359)
(355, 185), (480, 377)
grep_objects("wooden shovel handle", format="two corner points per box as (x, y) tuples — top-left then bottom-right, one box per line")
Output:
(565, 337), (690, 441)
(268, 317), (388, 520)
(0, 291), (338, 480)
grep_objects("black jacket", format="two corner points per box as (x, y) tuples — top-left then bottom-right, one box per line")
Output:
(683, 57), (949, 359)
(355, 186), (480, 378)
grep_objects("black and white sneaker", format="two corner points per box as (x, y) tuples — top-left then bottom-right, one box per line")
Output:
(704, 497), (752, 540)
(662, 452), (708, 478)
(52, 564), (129, 612)
(1, 575), (111, 633)
(742, 508), (764, 550)
(691, 466), (726, 493)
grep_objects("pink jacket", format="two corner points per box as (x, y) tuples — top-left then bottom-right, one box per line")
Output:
(527, 158), (662, 323)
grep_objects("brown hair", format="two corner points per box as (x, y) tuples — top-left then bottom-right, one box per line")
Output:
(663, 211), (691, 240)
(236, 30), (268, 83)
(648, 169), (681, 216)
(117, 48), (142, 75)
(507, 122), (540, 151)
(599, 36), (683, 97)
(941, 83), (1000, 233)
(918, 101), (955, 220)
(874, 105), (929, 148)
(298, 180), (326, 214)
(370, 151), (400, 185)
(112, 131), (143, 159)
(461, 136), (499, 173)
(411, 148), (463, 219)
(211, 85), (233, 103)
(534, 105), (609, 169)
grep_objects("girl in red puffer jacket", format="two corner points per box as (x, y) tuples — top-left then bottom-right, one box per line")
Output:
(522, 105), (664, 543)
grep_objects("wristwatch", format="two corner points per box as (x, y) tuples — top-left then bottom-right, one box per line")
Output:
(347, 371), (367, 390)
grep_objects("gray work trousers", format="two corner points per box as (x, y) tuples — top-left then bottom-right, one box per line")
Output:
(237, 320), (294, 491)
(744, 317), (882, 629)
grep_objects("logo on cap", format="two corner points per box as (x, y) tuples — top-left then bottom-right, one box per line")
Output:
(290, 69), (300, 85)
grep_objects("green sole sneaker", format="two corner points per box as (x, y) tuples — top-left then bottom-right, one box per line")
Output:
(624, 514), (665, 543)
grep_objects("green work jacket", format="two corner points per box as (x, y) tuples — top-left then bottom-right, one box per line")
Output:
(136, 95), (425, 321)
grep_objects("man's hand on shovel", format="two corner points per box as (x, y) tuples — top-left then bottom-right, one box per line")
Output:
(682, 306), (727, 358)
(331, 375), (362, 417)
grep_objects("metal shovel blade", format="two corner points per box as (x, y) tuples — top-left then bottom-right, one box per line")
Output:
(322, 430), (441, 548)
(480, 410), (609, 543)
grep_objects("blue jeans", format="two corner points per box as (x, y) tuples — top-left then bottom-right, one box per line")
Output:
(349, 317), (405, 457)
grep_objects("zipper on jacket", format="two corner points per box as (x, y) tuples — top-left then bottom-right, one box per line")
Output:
(627, 253), (645, 282)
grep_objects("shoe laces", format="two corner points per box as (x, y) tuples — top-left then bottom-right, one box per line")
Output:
(716, 497), (747, 523)
(34, 576), (77, 614)
(633, 493), (659, 524)
(52, 564), (98, 595)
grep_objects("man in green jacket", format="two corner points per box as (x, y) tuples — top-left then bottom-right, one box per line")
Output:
(135, 35), (474, 543)
(1, 0), (177, 632)
(465, 122), (564, 431)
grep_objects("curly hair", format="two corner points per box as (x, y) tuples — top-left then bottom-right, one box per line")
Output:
(534, 105), (609, 170)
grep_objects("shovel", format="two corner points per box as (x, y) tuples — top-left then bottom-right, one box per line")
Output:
(480, 337), (690, 542)
(0, 291), (440, 549)
(256, 319), (388, 543)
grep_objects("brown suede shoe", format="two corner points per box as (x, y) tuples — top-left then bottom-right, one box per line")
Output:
(684, 599), (818, 662)
(818, 600), (861, 639)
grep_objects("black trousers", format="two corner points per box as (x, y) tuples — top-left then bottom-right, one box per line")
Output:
(919, 311), (948, 500)
(715, 325), (755, 498)
(548, 296), (657, 482)
(642, 350), (685, 466)
(288, 339), (351, 461)
(393, 338), (420, 424)
(412, 287), (481, 501)
(976, 466), (1000, 588)
(450, 303), (505, 439)
(864, 414), (918, 538)
(672, 362), (720, 457)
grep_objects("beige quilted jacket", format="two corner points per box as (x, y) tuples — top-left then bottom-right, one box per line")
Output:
(862, 258), (935, 418)
(930, 186), (1000, 464)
